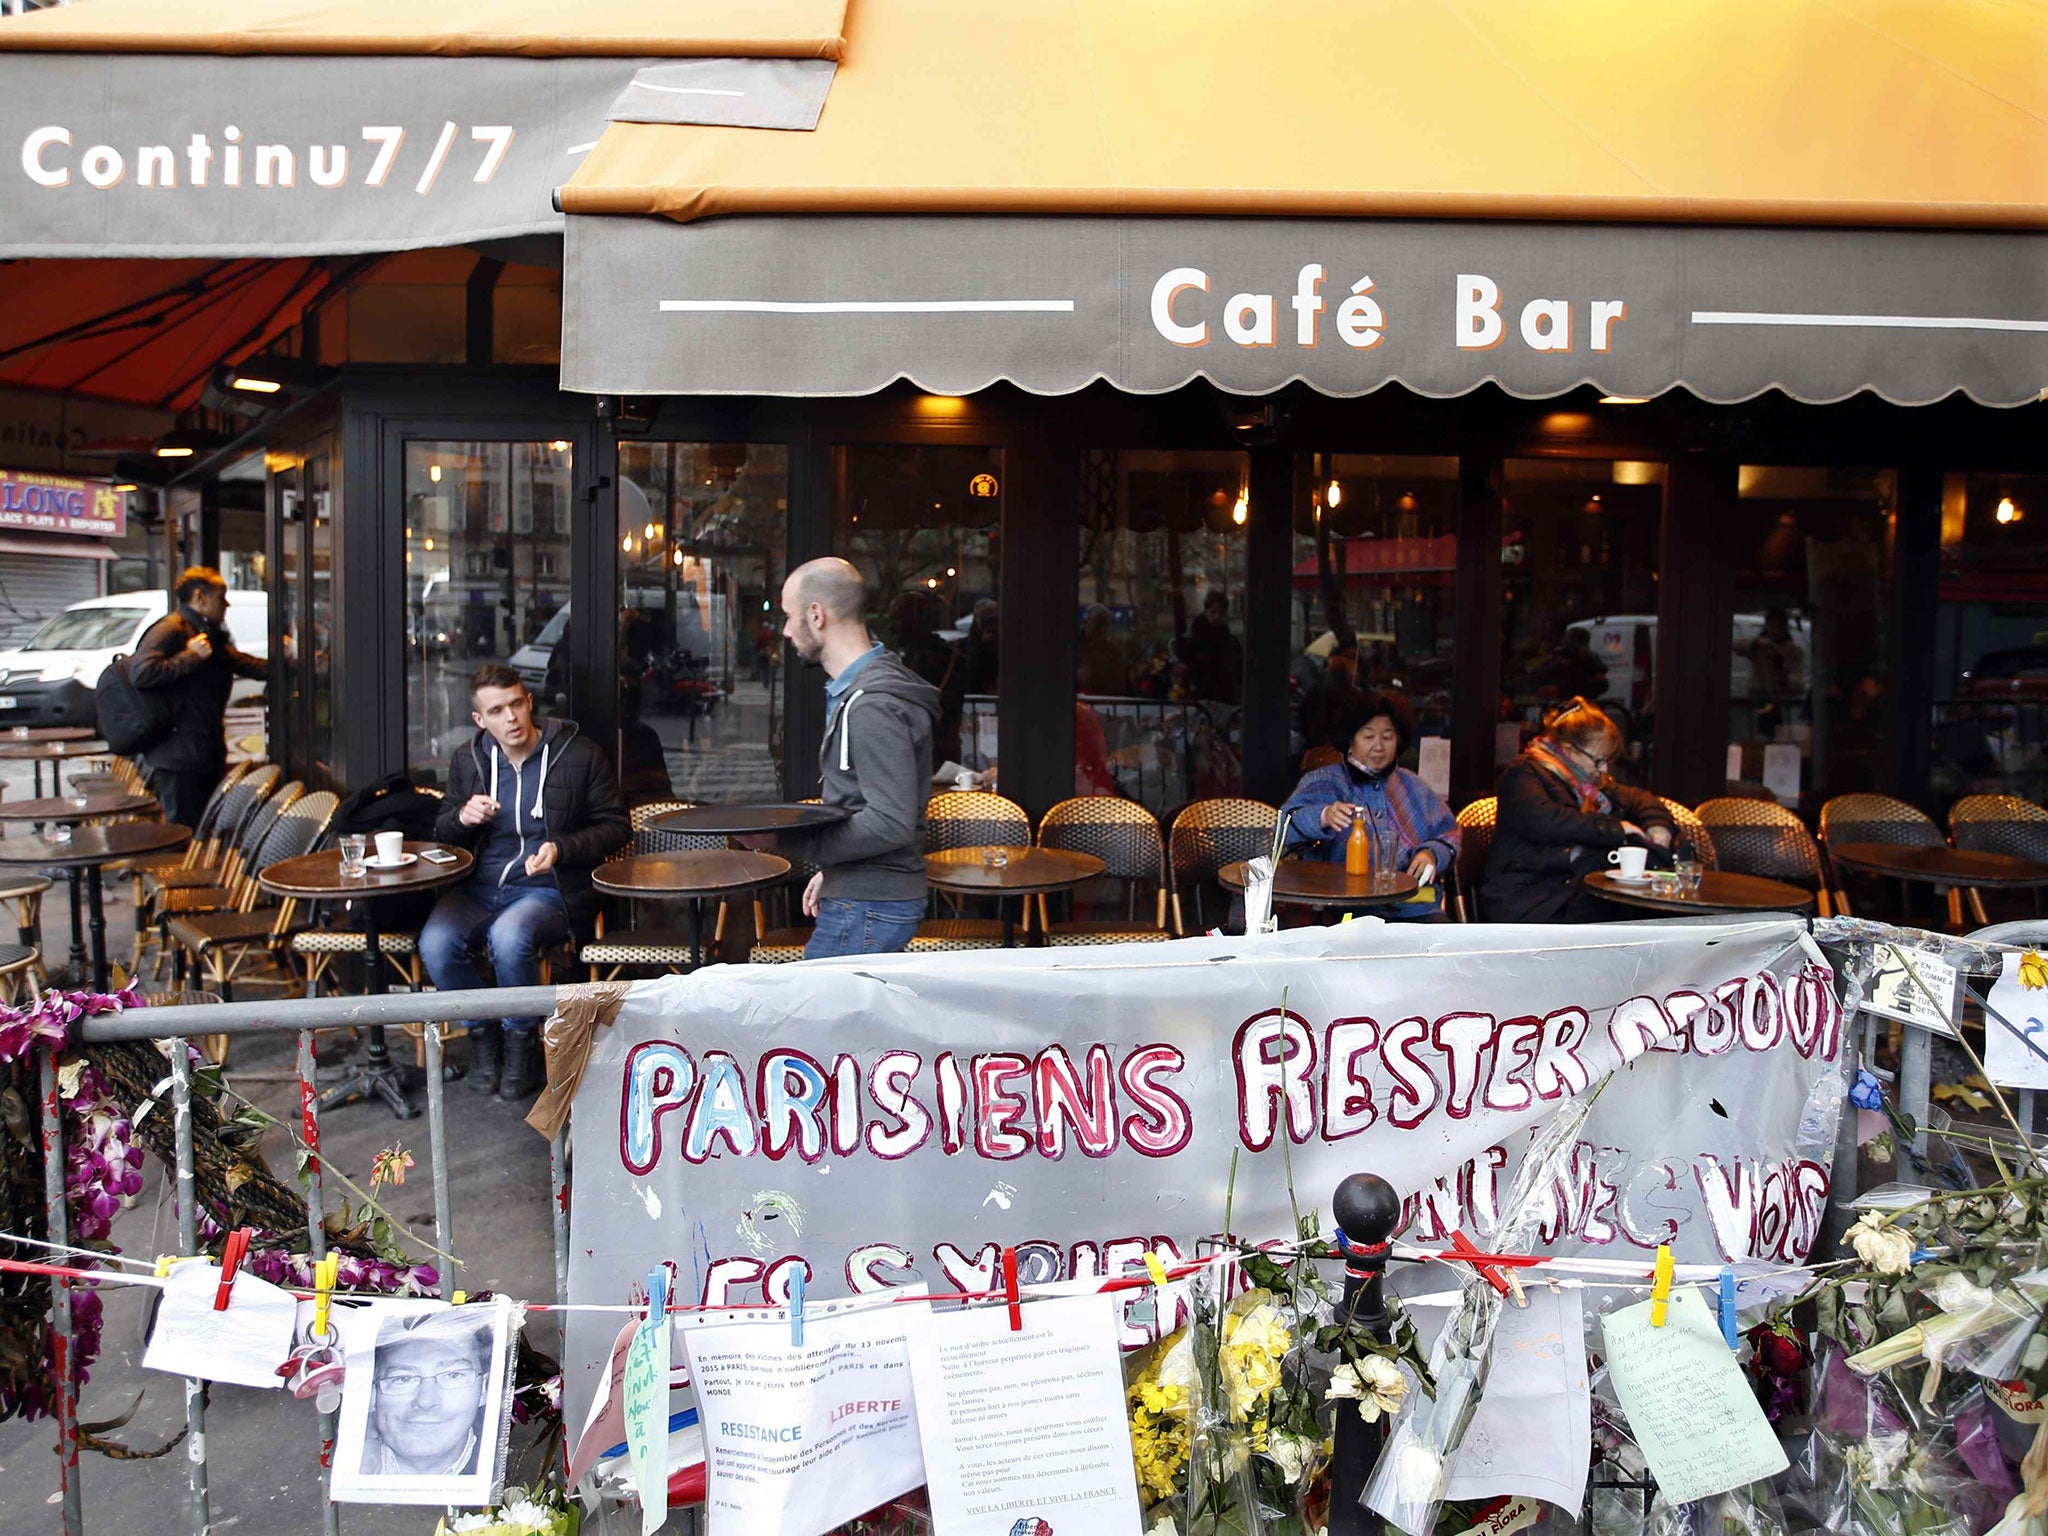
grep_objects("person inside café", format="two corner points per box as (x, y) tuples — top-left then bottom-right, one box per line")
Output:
(421, 665), (629, 1102)
(1278, 692), (1460, 921)
(1482, 696), (1674, 923)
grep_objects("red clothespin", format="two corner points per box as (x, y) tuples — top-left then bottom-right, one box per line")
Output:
(1445, 1230), (1512, 1298)
(213, 1227), (252, 1312)
(1001, 1245), (1022, 1332)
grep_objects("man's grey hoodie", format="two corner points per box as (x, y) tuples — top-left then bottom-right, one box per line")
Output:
(798, 650), (943, 902)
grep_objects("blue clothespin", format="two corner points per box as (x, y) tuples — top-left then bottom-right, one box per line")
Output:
(644, 1267), (668, 1332)
(789, 1267), (806, 1348)
(1718, 1267), (1739, 1350)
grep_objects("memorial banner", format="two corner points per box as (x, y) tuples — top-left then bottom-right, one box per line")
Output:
(563, 919), (1842, 1426)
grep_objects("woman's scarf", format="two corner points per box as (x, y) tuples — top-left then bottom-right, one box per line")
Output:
(1343, 755), (1393, 789)
(1527, 738), (1611, 815)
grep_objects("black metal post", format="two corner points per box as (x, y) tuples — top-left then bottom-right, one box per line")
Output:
(1331, 1172), (1401, 1536)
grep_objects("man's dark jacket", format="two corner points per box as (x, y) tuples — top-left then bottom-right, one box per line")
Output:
(1480, 755), (1674, 923)
(430, 717), (630, 931)
(129, 603), (267, 773)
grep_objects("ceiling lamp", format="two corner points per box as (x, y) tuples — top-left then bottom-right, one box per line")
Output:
(1997, 497), (2023, 525)
(223, 355), (323, 394)
(153, 426), (223, 460)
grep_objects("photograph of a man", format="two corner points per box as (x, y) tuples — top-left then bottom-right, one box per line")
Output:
(358, 1308), (494, 1479)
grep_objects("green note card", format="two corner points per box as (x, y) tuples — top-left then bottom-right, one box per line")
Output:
(1598, 1285), (1787, 1506)
(623, 1312), (671, 1536)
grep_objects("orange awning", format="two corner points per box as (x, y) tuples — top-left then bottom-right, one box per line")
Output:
(0, 0), (847, 59)
(564, 0), (2048, 229)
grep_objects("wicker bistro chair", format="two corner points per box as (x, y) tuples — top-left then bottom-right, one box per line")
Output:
(165, 791), (338, 1001)
(1167, 797), (1279, 936)
(908, 790), (1037, 952)
(0, 875), (50, 985)
(580, 801), (737, 978)
(1658, 799), (1719, 869)
(1818, 792), (1945, 918)
(1948, 795), (2048, 925)
(139, 777), (301, 981)
(1452, 797), (1497, 923)
(1034, 797), (1171, 945)
(0, 942), (37, 1004)
(1695, 797), (1830, 914)
(136, 763), (276, 902)
(748, 810), (825, 963)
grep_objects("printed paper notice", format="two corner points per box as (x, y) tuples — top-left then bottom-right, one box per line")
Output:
(1866, 949), (1958, 1036)
(623, 1310), (670, 1536)
(1445, 1284), (1591, 1515)
(679, 1293), (928, 1536)
(1985, 952), (2048, 1089)
(1600, 1286), (1787, 1504)
(907, 1291), (1143, 1536)
(142, 1262), (298, 1389)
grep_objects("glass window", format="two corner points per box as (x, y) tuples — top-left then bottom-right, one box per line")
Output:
(1727, 466), (1895, 811)
(1934, 471), (2048, 805)
(1290, 453), (1458, 792)
(1075, 448), (1247, 812)
(835, 443), (1002, 778)
(617, 443), (789, 805)
(402, 441), (575, 783)
(1500, 459), (1666, 782)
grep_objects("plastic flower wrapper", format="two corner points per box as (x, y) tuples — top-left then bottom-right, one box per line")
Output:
(1178, 1265), (1296, 1536)
(1365, 1085), (1602, 1536)
(1932, 1270), (2048, 1386)
(1127, 1322), (1197, 1520)
(437, 1488), (576, 1536)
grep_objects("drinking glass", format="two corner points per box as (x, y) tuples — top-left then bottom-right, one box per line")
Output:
(1676, 859), (1704, 895)
(43, 822), (71, 846)
(339, 834), (368, 878)
(981, 846), (1009, 870)
(66, 788), (90, 811)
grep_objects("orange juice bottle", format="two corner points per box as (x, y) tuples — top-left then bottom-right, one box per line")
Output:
(1345, 805), (1371, 875)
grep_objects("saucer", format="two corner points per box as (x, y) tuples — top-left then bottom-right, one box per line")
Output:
(362, 852), (417, 870)
(1606, 871), (1652, 884)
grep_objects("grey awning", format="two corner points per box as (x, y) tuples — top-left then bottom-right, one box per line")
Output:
(562, 213), (2048, 406)
(0, 55), (649, 257)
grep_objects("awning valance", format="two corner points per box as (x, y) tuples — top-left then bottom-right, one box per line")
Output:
(561, 213), (2048, 406)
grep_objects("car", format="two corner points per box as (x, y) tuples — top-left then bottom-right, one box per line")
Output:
(0, 590), (269, 729)
(1961, 646), (2048, 699)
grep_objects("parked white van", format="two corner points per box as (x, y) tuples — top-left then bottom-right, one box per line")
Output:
(0, 590), (268, 729)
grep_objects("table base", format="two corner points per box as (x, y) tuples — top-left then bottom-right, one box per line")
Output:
(317, 1045), (420, 1119)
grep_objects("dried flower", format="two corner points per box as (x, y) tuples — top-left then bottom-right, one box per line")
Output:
(1850, 1212), (1917, 1275)
(2019, 950), (2048, 991)
(1328, 1354), (1408, 1423)
(369, 1143), (415, 1190)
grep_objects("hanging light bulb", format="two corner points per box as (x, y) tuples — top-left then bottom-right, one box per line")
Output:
(428, 464), (442, 484)
(621, 534), (633, 553)
(644, 521), (658, 541)
(1327, 480), (1343, 508)
(672, 547), (684, 566)
(1997, 497), (2022, 524)
(1231, 490), (1248, 526)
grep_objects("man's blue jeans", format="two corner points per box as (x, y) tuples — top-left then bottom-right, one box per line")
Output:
(419, 882), (571, 1032)
(804, 896), (923, 959)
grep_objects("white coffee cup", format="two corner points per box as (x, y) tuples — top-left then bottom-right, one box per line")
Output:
(374, 830), (405, 864)
(1608, 846), (1649, 879)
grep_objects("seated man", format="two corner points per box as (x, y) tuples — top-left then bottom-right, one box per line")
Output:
(421, 664), (629, 1102)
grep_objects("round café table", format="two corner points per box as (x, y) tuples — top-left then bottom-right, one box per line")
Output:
(592, 849), (792, 968)
(259, 842), (473, 1119)
(1827, 841), (2048, 928)
(1220, 859), (1423, 914)
(0, 821), (189, 990)
(925, 846), (1106, 948)
(1586, 869), (1814, 916)
(0, 727), (96, 743)
(0, 792), (156, 823)
(0, 737), (111, 798)
(646, 803), (848, 838)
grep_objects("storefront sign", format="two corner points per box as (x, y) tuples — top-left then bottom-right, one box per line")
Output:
(0, 471), (123, 537)
(562, 919), (1841, 1430)
(0, 55), (646, 256)
(565, 213), (2048, 405)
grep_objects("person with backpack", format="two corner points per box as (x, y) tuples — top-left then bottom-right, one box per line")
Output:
(129, 567), (267, 830)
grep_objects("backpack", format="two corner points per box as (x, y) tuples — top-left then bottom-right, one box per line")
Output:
(94, 653), (173, 756)
(332, 774), (448, 932)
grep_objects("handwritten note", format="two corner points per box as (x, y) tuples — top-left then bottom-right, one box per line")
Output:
(142, 1261), (297, 1389)
(679, 1293), (927, 1536)
(623, 1307), (671, 1536)
(568, 1320), (640, 1489)
(906, 1290), (1144, 1536)
(1443, 1285), (1591, 1515)
(1599, 1286), (1787, 1504)
(1985, 952), (2048, 1089)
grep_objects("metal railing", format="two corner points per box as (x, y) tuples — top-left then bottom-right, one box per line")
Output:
(29, 983), (577, 1536)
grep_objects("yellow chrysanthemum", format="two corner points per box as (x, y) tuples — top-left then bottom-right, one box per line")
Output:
(2021, 950), (2048, 991)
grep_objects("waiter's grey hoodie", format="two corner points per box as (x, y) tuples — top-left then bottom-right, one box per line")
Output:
(796, 650), (943, 902)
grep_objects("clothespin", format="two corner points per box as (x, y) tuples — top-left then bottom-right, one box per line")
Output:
(1142, 1251), (1170, 1289)
(1504, 1269), (1528, 1309)
(1001, 1245), (1022, 1332)
(154, 1253), (204, 1279)
(789, 1268), (806, 1349)
(1445, 1230), (1512, 1298)
(1718, 1267), (1738, 1350)
(451, 1291), (467, 1306)
(1649, 1245), (1674, 1328)
(312, 1254), (339, 1342)
(213, 1227), (252, 1312)
(644, 1267), (668, 1331)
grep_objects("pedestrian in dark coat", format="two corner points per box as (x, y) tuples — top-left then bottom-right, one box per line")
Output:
(130, 566), (267, 830)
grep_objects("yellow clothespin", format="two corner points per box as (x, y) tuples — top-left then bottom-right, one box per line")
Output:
(1142, 1251), (1170, 1288)
(451, 1290), (467, 1306)
(1649, 1245), (1674, 1327)
(154, 1253), (204, 1279)
(312, 1254), (340, 1340)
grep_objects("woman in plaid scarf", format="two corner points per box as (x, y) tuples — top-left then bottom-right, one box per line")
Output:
(1279, 691), (1460, 920)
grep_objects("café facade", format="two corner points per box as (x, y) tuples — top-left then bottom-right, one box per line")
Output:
(0, 0), (2042, 830)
